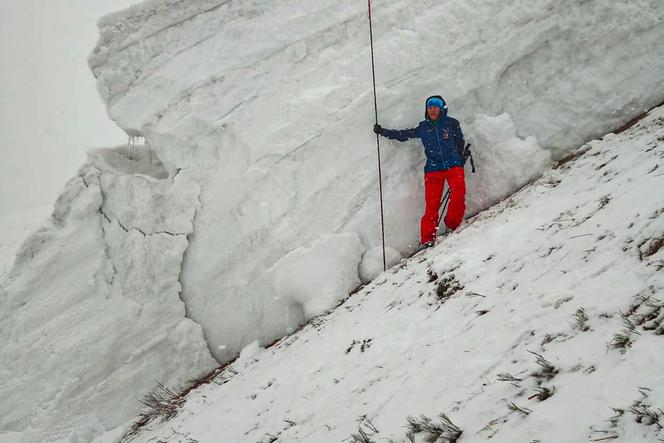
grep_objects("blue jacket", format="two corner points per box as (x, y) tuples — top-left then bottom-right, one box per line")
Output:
(378, 104), (465, 173)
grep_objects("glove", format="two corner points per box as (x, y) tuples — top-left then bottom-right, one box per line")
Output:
(373, 124), (382, 134)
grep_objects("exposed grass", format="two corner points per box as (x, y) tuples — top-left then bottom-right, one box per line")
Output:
(591, 388), (663, 440)
(345, 338), (373, 354)
(406, 413), (462, 443)
(497, 372), (523, 387)
(507, 402), (532, 416)
(528, 386), (555, 402)
(574, 307), (590, 331)
(122, 381), (186, 441)
(528, 350), (558, 381)
(639, 236), (664, 260)
(598, 195), (612, 210)
(630, 388), (663, 428)
(434, 274), (464, 304)
(346, 415), (379, 443)
(121, 363), (238, 441)
(347, 426), (374, 443)
(610, 331), (633, 350)
(610, 311), (640, 351)
(540, 334), (555, 346)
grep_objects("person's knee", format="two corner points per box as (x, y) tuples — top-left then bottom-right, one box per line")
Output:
(424, 202), (441, 214)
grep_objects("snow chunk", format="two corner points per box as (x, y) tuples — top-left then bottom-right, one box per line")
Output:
(238, 340), (262, 362)
(270, 233), (364, 319)
(0, 165), (215, 442)
(359, 246), (403, 284)
(467, 113), (552, 213)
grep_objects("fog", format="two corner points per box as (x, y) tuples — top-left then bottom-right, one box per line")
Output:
(0, 0), (141, 217)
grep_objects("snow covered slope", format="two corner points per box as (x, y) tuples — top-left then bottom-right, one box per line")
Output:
(2, 1), (664, 441)
(128, 104), (664, 443)
(89, 0), (664, 363)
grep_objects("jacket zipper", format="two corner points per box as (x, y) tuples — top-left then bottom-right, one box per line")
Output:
(432, 120), (446, 169)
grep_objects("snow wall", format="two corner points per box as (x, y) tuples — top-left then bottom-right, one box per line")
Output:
(89, 0), (664, 361)
(1, 0), (663, 441)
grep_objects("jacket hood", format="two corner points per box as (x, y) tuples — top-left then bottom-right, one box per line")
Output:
(425, 95), (448, 121)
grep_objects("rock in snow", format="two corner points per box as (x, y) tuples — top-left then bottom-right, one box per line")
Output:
(1, 0), (664, 441)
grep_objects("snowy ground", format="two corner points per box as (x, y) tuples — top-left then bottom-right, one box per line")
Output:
(128, 106), (664, 443)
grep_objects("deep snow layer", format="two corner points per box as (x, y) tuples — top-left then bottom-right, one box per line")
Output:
(128, 104), (664, 443)
(89, 0), (664, 364)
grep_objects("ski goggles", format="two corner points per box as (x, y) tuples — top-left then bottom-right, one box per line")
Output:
(426, 97), (446, 109)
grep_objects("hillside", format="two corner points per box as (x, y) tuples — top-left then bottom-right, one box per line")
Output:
(129, 106), (664, 443)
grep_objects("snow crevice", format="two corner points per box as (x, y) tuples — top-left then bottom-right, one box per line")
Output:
(99, 211), (119, 287)
(99, 208), (186, 238)
(175, 185), (222, 363)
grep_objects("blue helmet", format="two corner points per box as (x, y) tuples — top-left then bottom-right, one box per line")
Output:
(425, 95), (448, 120)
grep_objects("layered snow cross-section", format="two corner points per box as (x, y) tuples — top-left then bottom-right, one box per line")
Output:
(1, 0), (663, 441)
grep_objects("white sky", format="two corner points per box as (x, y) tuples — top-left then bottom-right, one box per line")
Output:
(0, 0), (141, 217)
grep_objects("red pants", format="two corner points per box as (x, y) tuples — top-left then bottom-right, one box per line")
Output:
(421, 167), (466, 243)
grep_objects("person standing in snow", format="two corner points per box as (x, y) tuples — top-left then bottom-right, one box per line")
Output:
(373, 96), (466, 250)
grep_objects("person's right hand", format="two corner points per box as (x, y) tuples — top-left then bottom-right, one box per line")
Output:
(373, 124), (382, 134)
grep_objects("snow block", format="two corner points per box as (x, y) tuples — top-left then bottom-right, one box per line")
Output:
(269, 233), (365, 319)
(0, 164), (216, 442)
(467, 113), (552, 214)
(359, 246), (403, 284)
